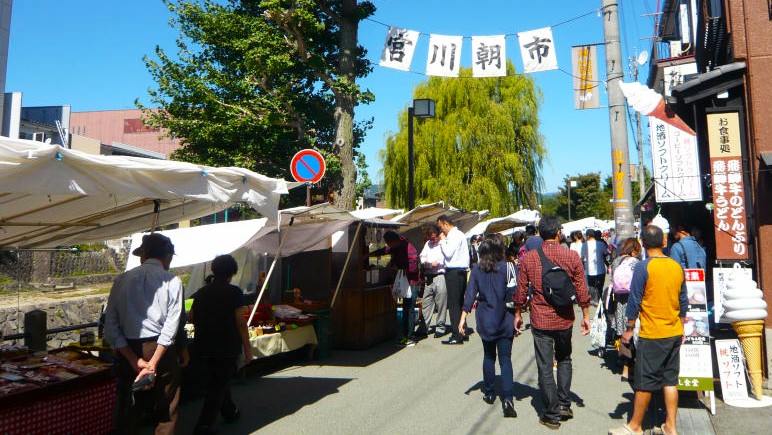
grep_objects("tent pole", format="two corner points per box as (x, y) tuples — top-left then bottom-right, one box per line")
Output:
(247, 228), (288, 326)
(330, 221), (363, 308)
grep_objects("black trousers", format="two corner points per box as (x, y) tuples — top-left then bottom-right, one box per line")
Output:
(195, 356), (239, 431)
(444, 268), (467, 341)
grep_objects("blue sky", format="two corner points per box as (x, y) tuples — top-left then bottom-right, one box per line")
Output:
(5, 0), (659, 194)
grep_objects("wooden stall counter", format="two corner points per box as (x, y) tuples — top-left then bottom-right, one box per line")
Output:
(333, 285), (396, 350)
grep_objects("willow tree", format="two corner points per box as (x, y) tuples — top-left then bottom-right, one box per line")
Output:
(140, 0), (374, 209)
(381, 62), (545, 215)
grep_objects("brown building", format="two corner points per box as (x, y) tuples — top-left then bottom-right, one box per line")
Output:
(69, 109), (180, 157)
(648, 0), (771, 326)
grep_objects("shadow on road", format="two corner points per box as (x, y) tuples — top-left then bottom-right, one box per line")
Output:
(179, 376), (353, 434)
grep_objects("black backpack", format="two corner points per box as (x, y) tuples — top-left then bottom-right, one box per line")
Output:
(536, 247), (577, 307)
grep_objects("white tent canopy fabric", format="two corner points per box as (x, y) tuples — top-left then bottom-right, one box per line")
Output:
(465, 209), (540, 238)
(0, 137), (289, 249)
(561, 217), (615, 236)
(125, 218), (269, 271)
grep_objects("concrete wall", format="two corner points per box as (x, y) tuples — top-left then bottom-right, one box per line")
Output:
(0, 294), (107, 349)
(728, 0), (772, 327)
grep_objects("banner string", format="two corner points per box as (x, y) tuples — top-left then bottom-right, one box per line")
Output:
(365, 9), (599, 37)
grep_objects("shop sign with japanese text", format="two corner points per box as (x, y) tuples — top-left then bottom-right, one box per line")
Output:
(649, 118), (702, 203)
(707, 112), (748, 260)
(715, 339), (749, 401)
(678, 269), (713, 391)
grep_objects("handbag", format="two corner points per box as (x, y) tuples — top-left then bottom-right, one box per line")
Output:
(391, 270), (411, 300)
(589, 302), (607, 349)
(505, 262), (516, 311)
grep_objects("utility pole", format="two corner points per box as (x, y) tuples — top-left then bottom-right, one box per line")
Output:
(630, 54), (646, 199)
(602, 0), (635, 240)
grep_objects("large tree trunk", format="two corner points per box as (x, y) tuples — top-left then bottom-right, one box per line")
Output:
(333, 0), (358, 211)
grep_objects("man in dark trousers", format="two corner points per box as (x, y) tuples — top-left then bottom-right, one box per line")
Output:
(437, 215), (471, 345)
(514, 216), (591, 430)
(582, 228), (608, 306)
(189, 254), (252, 434)
(104, 233), (184, 435)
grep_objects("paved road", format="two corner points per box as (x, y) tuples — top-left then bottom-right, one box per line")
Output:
(170, 307), (710, 434)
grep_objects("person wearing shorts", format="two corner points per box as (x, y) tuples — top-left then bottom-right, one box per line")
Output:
(609, 224), (687, 435)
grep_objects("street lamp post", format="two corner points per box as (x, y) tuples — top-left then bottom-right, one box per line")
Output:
(408, 99), (435, 210)
(567, 180), (578, 221)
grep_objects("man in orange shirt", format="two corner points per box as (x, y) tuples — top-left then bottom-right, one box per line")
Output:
(609, 225), (687, 435)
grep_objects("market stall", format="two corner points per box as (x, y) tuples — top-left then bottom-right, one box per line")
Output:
(464, 209), (540, 238)
(0, 347), (115, 434)
(0, 136), (290, 428)
(127, 204), (406, 353)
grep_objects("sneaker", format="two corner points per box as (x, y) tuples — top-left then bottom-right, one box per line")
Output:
(482, 394), (496, 404)
(398, 337), (408, 345)
(539, 418), (561, 430)
(433, 330), (449, 338)
(558, 406), (573, 420)
(414, 327), (429, 337)
(404, 339), (416, 347)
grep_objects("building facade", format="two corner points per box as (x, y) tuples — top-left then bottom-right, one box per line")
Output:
(648, 0), (771, 326)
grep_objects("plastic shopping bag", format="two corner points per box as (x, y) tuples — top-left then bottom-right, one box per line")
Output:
(391, 270), (411, 300)
(589, 303), (606, 350)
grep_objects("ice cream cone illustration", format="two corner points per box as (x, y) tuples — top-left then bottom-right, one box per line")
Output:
(618, 81), (696, 135)
(732, 319), (766, 399)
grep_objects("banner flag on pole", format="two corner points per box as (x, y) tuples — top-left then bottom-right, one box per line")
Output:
(426, 34), (463, 77)
(471, 35), (506, 77)
(517, 27), (558, 73)
(571, 45), (599, 109)
(379, 27), (420, 71)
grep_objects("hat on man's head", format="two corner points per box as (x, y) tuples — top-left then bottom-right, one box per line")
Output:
(132, 233), (175, 258)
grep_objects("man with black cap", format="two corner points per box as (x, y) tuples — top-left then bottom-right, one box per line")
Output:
(105, 233), (184, 435)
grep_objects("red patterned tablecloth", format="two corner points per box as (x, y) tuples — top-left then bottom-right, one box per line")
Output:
(0, 377), (115, 434)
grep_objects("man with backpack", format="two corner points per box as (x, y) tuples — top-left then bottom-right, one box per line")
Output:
(514, 216), (591, 430)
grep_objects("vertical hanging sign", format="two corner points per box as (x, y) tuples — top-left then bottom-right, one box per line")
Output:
(426, 35), (463, 77)
(707, 112), (748, 260)
(571, 45), (599, 109)
(649, 118), (702, 202)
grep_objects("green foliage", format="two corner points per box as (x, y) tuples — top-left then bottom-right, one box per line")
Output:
(555, 173), (608, 220)
(355, 152), (372, 198)
(380, 62), (545, 215)
(139, 0), (375, 209)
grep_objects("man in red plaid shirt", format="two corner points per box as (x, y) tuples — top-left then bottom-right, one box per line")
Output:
(514, 215), (591, 430)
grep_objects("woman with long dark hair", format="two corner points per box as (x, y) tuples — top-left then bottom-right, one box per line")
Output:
(460, 234), (517, 418)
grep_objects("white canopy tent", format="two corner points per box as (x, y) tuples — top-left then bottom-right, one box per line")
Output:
(0, 137), (288, 249)
(465, 209), (540, 238)
(390, 202), (488, 247)
(561, 217), (615, 236)
(125, 204), (402, 305)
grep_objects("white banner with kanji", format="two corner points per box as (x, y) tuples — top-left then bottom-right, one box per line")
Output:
(426, 34), (463, 77)
(649, 117), (702, 203)
(471, 35), (506, 77)
(379, 27), (420, 71)
(517, 27), (558, 73)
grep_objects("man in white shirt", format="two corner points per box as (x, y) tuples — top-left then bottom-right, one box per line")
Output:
(105, 233), (184, 435)
(416, 225), (448, 338)
(581, 229), (607, 306)
(437, 215), (470, 345)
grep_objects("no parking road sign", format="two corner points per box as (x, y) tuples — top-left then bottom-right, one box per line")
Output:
(290, 149), (326, 183)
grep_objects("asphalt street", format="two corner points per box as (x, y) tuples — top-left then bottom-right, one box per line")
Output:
(168, 307), (717, 434)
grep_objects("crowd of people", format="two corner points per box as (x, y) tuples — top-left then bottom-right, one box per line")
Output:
(101, 212), (705, 435)
(374, 214), (703, 435)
